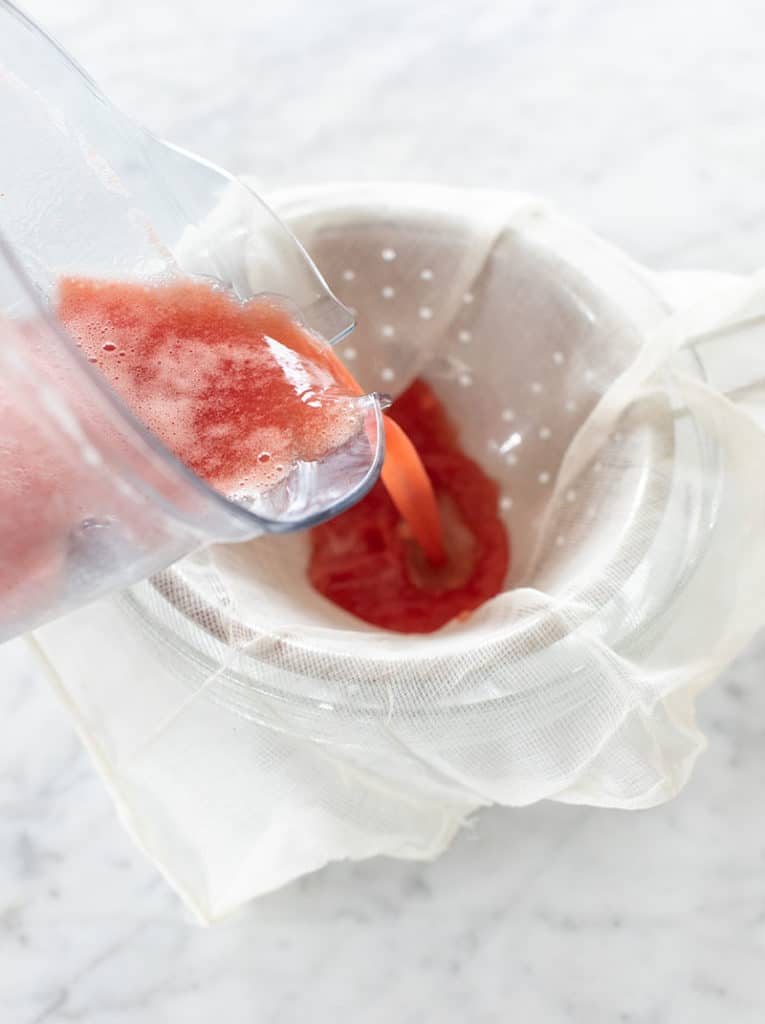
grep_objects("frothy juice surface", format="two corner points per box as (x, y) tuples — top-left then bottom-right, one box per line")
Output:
(57, 277), (360, 497)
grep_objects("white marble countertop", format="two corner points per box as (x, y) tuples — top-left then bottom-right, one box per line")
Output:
(4, 1), (765, 1020)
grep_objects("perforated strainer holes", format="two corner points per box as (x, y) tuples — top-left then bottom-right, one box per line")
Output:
(381, 248), (396, 262)
(565, 399), (577, 413)
(381, 367), (395, 383)
(553, 351), (565, 365)
(538, 471), (551, 484)
(343, 345), (357, 361)
(342, 269), (355, 281)
(458, 373), (472, 387)
(501, 408), (515, 422)
(381, 324), (395, 338)
(382, 286), (395, 299)
(531, 381), (542, 394)
(420, 268), (434, 281)
(463, 292), (474, 304)
(419, 306), (433, 320)
(539, 426), (551, 440)
(500, 495), (513, 511)
(458, 330), (472, 344)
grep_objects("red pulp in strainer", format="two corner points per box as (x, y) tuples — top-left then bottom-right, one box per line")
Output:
(309, 378), (510, 633)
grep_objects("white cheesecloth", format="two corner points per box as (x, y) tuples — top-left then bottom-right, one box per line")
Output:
(31, 183), (765, 922)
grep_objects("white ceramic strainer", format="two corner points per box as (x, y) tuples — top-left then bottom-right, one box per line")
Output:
(33, 183), (765, 921)
(148, 184), (703, 650)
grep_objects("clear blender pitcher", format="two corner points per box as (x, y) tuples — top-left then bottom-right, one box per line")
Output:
(0, 0), (383, 641)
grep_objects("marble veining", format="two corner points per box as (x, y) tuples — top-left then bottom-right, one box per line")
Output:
(3, 0), (765, 1020)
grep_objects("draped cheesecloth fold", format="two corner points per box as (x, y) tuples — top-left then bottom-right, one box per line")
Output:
(32, 184), (765, 922)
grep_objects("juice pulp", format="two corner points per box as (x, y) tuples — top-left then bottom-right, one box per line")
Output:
(3, 277), (448, 632)
(309, 379), (510, 633)
(57, 277), (363, 498)
(58, 276), (443, 558)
